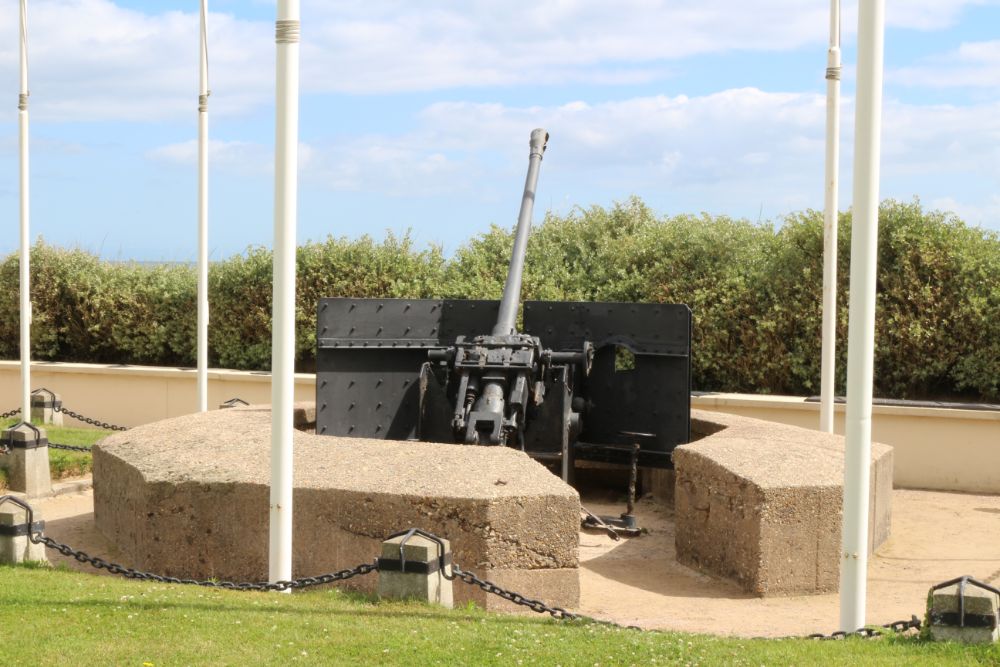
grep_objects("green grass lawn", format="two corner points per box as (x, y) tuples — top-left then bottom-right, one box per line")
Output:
(1, 565), (997, 666)
(0, 418), (111, 490)
(2, 420), (997, 664)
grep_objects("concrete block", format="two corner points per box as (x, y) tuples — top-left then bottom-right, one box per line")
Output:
(2, 424), (52, 499)
(674, 410), (893, 596)
(378, 532), (453, 608)
(0, 501), (48, 565)
(93, 405), (580, 610)
(30, 388), (63, 426)
(641, 468), (675, 505)
(929, 580), (1000, 644)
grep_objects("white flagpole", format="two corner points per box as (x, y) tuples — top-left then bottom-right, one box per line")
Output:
(269, 0), (300, 589)
(840, 0), (886, 633)
(197, 0), (210, 412)
(819, 0), (842, 433)
(18, 0), (31, 421)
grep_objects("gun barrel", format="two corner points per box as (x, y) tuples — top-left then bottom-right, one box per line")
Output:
(493, 128), (548, 336)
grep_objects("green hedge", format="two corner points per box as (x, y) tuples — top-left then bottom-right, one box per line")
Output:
(2, 198), (998, 401)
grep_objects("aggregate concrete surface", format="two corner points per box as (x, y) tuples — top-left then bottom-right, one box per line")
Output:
(96, 406), (573, 499)
(90, 406), (579, 609)
(33, 484), (1000, 637)
(673, 410), (893, 596)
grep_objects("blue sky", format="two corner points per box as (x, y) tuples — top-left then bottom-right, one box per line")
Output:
(1, 0), (999, 260)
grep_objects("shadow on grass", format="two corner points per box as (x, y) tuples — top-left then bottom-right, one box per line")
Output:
(0, 564), (567, 629)
(2, 594), (569, 630)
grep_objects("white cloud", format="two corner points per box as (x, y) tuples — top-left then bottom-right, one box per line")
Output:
(191, 89), (998, 220)
(892, 40), (1000, 88)
(308, 144), (467, 196)
(411, 90), (828, 186)
(304, 0), (998, 94)
(188, 89), (826, 201)
(0, 133), (86, 155)
(883, 0), (999, 30)
(301, 1), (828, 94)
(879, 100), (1000, 180)
(147, 138), (318, 174)
(0, 0), (271, 121)
(1, 0), (996, 122)
(930, 195), (1000, 228)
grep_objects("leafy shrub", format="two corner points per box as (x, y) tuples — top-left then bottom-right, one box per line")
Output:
(2, 199), (999, 401)
(0, 243), (196, 365)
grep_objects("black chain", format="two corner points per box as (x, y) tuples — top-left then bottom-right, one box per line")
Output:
(1, 411), (21, 454)
(48, 442), (93, 452)
(1, 409), (92, 455)
(4, 496), (927, 639)
(450, 562), (922, 639)
(53, 405), (129, 432)
(800, 616), (922, 640)
(30, 532), (377, 591)
(450, 564), (584, 622)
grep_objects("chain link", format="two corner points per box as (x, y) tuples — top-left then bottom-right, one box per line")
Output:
(1, 409), (21, 454)
(450, 564), (589, 623)
(451, 562), (922, 638)
(30, 532), (377, 591)
(1, 404), (113, 451)
(5, 494), (928, 639)
(48, 442), (93, 452)
(53, 405), (129, 432)
(802, 615), (922, 640)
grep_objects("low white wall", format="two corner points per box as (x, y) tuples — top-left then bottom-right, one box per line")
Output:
(3, 361), (998, 493)
(692, 393), (1000, 494)
(0, 361), (315, 429)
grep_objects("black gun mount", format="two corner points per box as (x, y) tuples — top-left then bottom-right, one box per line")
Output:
(316, 130), (691, 480)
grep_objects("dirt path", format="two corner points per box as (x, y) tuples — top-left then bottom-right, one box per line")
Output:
(578, 489), (1000, 636)
(29, 484), (1000, 638)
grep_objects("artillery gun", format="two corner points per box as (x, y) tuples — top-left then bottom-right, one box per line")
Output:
(316, 129), (691, 485)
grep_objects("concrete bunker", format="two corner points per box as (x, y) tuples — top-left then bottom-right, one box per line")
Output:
(93, 403), (580, 610)
(92, 402), (892, 603)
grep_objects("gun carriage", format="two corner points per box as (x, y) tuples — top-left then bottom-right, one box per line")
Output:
(316, 129), (691, 492)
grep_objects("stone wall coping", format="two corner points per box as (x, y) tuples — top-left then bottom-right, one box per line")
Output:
(679, 409), (892, 489)
(95, 407), (577, 503)
(0, 360), (312, 384)
(693, 391), (1000, 422)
